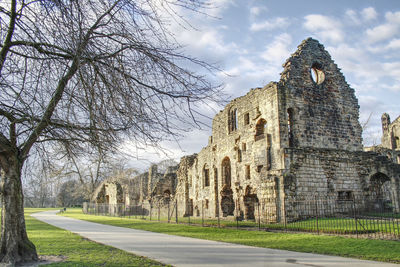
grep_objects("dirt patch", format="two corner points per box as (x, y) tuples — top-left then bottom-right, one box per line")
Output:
(16, 255), (67, 267)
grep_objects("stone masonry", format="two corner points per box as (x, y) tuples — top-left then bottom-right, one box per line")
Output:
(91, 165), (177, 207)
(174, 38), (400, 221)
(91, 38), (400, 222)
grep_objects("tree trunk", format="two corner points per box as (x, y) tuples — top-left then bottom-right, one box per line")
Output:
(0, 154), (37, 265)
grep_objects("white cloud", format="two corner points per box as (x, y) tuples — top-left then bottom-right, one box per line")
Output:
(207, 0), (236, 17)
(361, 7), (378, 21)
(250, 17), (290, 32)
(176, 27), (239, 61)
(386, 11), (400, 24)
(365, 11), (400, 43)
(366, 24), (398, 43)
(386, 38), (400, 50)
(303, 14), (344, 43)
(381, 83), (400, 93)
(345, 9), (360, 25)
(382, 62), (400, 82)
(261, 33), (292, 65)
(249, 6), (268, 18)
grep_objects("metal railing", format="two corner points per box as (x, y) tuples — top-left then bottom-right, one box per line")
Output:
(82, 197), (400, 240)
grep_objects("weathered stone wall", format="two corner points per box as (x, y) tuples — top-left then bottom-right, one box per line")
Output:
(174, 37), (400, 222)
(128, 172), (148, 204)
(174, 82), (285, 219)
(380, 114), (400, 164)
(283, 148), (400, 210)
(92, 164), (179, 207)
(92, 181), (124, 205)
(278, 39), (363, 151)
(90, 38), (400, 223)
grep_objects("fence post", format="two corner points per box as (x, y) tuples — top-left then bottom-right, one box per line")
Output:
(202, 200), (204, 227)
(168, 200), (170, 223)
(217, 200), (220, 228)
(187, 200), (191, 225)
(315, 196), (319, 235)
(257, 201), (261, 231)
(352, 196), (358, 238)
(158, 202), (160, 221)
(149, 203), (152, 221)
(236, 199), (239, 230)
(283, 199), (287, 232)
(135, 204), (138, 219)
(176, 199), (178, 224)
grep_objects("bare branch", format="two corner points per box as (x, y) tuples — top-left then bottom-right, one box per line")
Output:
(0, 0), (17, 75)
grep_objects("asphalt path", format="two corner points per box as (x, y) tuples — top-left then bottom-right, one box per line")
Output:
(32, 210), (398, 267)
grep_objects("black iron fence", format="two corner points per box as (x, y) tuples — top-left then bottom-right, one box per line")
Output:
(82, 197), (400, 240)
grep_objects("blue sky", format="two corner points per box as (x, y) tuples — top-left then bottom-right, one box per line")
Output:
(124, 0), (400, 169)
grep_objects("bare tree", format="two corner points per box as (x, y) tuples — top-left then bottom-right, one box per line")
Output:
(56, 180), (86, 207)
(23, 158), (57, 208)
(0, 0), (221, 264)
(56, 146), (136, 199)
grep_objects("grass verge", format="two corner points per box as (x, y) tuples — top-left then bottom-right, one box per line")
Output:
(25, 208), (165, 266)
(61, 208), (400, 264)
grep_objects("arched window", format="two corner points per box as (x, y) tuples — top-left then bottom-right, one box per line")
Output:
(287, 108), (294, 147)
(221, 157), (231, 187)
(203, 164), (210, 187)
(395, 136), (399, 149)
(244, 112), (250, 125)
(245, 165), (250, 180)
(310, 62), (325, 85)
(370, 172), (391, 201)
(228, 108), (238, 133)
(255, 118), (266, 141)
(220, 157), (234, 216)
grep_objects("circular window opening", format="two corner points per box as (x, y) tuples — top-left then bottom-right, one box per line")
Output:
(310, 63), (325, 85)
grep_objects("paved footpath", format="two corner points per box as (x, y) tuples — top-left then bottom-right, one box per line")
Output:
(32, 210), (398, 267)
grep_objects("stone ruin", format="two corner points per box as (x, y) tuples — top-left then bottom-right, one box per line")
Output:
(91, 165), (177, 206)
(91, 38), (400, 222)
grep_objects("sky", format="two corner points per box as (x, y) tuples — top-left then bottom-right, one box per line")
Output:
(123, 0), (400, 170)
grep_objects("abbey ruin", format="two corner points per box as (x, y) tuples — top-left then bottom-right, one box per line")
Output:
(91, 38), (400, 222)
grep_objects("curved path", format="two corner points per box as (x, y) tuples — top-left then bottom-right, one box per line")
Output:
(32, 210), (398, 267)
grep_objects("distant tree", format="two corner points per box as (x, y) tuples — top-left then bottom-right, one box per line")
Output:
(57, 180), (87, 207)
(22, 158), (57, 208)
(0, 0), (221, 264)
(156, 159), (179, 174)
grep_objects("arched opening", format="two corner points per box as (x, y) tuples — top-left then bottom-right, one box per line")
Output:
(163, 189), (171, 204)
(369, 172), (392, 211)
(255, 118), (267, 141)
(188, 199), (194, 216)
(310, 62), (325, 85)
(244, 186), (258, 220)
(221, 157), (231, 187)
(287, 108), (294, 147)
(203, 164), (210, 187)
(228, 108), (238, 133)
(395, 136), (399, 149)
(220, 157), (234, 216)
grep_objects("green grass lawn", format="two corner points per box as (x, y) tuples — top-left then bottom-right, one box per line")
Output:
(90, 209), (400, 235)
(159, 216), (399, 235)
(25, 208), (165, 266)
(62, 208), (400, 264)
